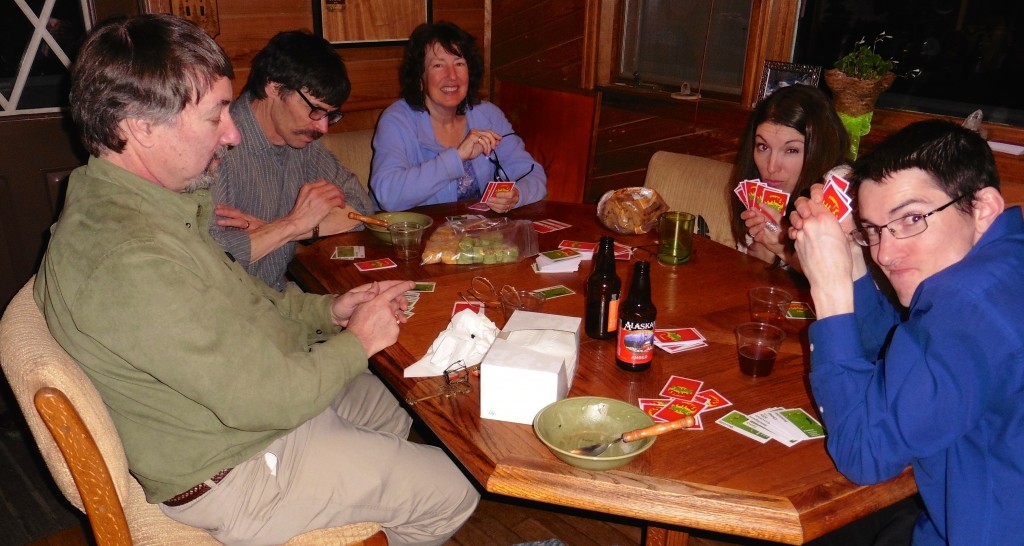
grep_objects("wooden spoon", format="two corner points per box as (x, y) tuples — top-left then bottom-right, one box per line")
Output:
(570, 414), (695, 457)
(347, 211), (389, 228)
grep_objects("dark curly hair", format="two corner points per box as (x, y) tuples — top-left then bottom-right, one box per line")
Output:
(243, 30), (350, 107)
(399, 22), (483, 115)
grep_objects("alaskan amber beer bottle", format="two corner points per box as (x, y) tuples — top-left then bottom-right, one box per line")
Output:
(616, 260), (656, 371)
(584, 236), (621, 339)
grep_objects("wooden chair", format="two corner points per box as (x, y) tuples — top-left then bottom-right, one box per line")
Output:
(494, 79), (600, 203)
(321, 129), (375, 195)
(0, 278), (387, 546)
(643, 151), (737, 249)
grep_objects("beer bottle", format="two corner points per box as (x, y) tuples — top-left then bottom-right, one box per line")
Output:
(584, 236), (621, 339)
(616, 260), (656, 372)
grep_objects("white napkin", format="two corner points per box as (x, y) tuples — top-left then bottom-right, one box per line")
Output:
(404, 309), (499, 377)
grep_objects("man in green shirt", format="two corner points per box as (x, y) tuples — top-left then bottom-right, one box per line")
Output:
(35, 14), (478, 545)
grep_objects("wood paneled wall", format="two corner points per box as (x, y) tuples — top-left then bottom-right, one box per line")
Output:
(490, 0), (588, 88)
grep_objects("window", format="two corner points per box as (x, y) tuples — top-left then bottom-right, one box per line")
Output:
(618, 0), (752, 96)
(794, 0), (1024, 126)
(1, 0), (92, 116)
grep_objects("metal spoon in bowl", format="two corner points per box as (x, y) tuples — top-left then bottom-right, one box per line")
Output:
(571, 414), (696, 457)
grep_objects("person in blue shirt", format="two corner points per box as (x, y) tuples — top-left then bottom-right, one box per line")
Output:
(789, 120), (1024, 545)
(369, 21), (546, 212)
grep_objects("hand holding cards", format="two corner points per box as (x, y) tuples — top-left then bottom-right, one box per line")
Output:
(734, 178), (791, 229)
(821, 174), (853, 222)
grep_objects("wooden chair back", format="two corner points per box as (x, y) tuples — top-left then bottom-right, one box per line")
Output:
(643, 151), (737, 248)
(0, 278), (387, 545)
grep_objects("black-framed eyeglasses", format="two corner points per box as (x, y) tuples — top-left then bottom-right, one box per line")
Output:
(295, 89), (344, 125)
(487, 134), (536, 182)
(849, 194), (967, 247)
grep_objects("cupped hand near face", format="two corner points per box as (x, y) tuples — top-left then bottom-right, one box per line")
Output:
(457, 129), (502, 161)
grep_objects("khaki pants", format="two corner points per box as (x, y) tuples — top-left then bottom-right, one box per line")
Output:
(161, 372), (480, 545)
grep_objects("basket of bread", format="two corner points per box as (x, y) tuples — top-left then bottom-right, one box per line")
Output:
(596, 187), (669, 234)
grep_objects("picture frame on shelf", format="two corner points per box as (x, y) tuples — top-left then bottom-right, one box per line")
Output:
(756, 61), (822, 103)
(314, 0), (430, 46)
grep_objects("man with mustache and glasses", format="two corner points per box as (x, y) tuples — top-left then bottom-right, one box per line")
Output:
(210, 30), (373, 291)
(35, 14), (478, 545)
(790, 120), (1024, 545)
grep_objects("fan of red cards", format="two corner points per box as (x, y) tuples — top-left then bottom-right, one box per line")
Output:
(734, 175), (853, 225)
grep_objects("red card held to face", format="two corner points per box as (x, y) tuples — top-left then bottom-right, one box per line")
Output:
(760, 187), (791, 215)
(821, 183), (852, 222)
(659, 375), (704, 401)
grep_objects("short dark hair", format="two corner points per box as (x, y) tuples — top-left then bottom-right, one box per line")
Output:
(69, 14), (233, 156)
(399, 22), (483, 115)
(851, 120), (999, 214)
(244, 30), (351, 107)
(730, 84), (849, 244)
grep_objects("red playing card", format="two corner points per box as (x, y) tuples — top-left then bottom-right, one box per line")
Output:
(558, 240), (598, 252)
(693, 388), (732, 411)
(532, 221), (556, 233)
(821, 182), (852, 222)
(741, 179), (760, 209)
(653, 399), (706, 426)
(734, 183), (749, 208)
(481, 181), (515, 203)
(653, 328), (704, 344)
(354, 258), (398, 272)
(659, 375), (704, 401)
(451, 301), (485, 316)
(760, 186), (791, 215)
(467, 201), (491, 211)
(638, 398), (672, 422)
(829, 173), (851, 192)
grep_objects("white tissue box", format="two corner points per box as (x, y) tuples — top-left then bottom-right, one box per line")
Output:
(479, 311), (582, 425)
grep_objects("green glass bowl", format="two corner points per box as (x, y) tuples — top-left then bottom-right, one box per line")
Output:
(365, 212), (434, 244)
(533, 396), (656, 471)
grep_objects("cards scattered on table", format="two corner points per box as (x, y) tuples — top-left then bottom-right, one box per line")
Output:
(531, 284), (575, 300)
(411, 281), (436, 293)
(716, 407), (825, 446)
(354, 258), (397, 272)
(534, 248), (583, 273)
(785, 301), (816, 320)
(402, 291), (419, 319)
(653, 327), (707, 353)
(557, 240), (597, 259)
(636, 375), (732, 431)
(331, 245), (365, 260)
(821, 174), (853, 222)
(532, 219), (571, 233)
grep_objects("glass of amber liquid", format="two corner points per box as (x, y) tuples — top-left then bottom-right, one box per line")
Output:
(734, 322), (786, 377)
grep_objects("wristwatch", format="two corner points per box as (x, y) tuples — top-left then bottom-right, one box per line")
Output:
(311, 224), (320, 242)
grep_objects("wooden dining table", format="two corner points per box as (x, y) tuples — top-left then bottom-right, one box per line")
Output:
(289, 200), (916, 545)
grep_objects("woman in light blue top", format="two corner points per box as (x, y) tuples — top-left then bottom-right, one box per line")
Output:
(370, 22), (546, 212)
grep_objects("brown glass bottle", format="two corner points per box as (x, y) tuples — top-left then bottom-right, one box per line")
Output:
(584, 236), (621, 339)
(615, 260), (656, 372)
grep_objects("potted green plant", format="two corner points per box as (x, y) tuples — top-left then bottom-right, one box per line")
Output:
(825, 33), (899, 159)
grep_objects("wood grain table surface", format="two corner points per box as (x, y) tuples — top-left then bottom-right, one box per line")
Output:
(289, 200), (916, 545)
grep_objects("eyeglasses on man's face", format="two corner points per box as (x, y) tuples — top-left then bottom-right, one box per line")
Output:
(295, 89), (344, 125)
(849, 194), (967, 247)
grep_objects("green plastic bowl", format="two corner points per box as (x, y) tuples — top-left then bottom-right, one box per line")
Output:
(533, 396), (656, 471)
(365, 212), (434, 244)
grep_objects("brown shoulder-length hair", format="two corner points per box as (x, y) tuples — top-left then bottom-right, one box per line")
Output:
(728, 84), (849, 247)
(70, 14), (233, 157)
(399, 21), (484, 116)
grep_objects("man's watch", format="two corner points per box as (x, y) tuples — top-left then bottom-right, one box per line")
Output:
(311, 224), (320, 241)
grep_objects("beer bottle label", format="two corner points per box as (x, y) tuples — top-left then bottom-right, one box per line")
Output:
(607, 296), (619, 332)
(616, 319), (654, 363)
